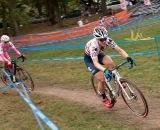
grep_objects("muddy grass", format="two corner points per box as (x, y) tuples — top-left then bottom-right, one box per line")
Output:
(34, 80), (160, 130)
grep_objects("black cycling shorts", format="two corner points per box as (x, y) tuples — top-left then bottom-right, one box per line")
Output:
(84, 53), (105, 75)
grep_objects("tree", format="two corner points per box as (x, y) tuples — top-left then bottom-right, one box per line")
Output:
(0, 0), (30, 36)
(29, 0), (45, 16)
(101, 0), (107, 16)
(0, 1), (8, 34)
(45, 0), (62, 26)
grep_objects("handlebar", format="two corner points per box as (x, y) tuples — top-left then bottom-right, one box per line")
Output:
(12, 56), (25, 63)
(110, 60), (131, 71)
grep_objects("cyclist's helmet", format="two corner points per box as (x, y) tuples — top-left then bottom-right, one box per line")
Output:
(93, 26), (108, 39)
(1, 35), (10, 43)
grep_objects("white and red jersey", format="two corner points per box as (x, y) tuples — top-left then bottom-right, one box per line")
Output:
(84, 38), (117, 58)
(0, 42), (21, 64)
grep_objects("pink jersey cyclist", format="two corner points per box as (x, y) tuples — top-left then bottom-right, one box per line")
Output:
(0, 35), (26, 66)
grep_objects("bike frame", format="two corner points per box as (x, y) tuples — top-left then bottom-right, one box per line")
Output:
(91, 60), (148, 118)
(104, 61), (135, 100)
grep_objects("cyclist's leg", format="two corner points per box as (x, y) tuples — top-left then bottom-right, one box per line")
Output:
(84, 53), (109, 96)
(2, 62), (14, 82)
(94, 71), (112, 107)
(84, 53), (105, 96)
(0, 53), (12, 71)
(97, 54), (111, 97)
(101, 55), (115, 68)
(3, 54), (17, 82)
(84, 53), (112, 107)
(94, 71), (106, 98)
(0, 58), (15, 82)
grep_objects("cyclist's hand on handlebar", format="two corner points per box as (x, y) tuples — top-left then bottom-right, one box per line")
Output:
(21, 54), (27, 59)
(104, 69), (112, 82)
(127, 57), (136, 69)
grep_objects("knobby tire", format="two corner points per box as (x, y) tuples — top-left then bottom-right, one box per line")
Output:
(120, 78), (148, 118)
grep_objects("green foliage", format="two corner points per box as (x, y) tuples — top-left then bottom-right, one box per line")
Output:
(0, 0), (31, 35)
(67, 0), (84, 11)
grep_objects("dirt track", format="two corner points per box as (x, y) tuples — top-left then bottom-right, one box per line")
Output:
(35, 86), (160, 130)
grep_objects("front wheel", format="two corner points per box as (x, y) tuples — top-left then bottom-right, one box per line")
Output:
(16, 67), (34, 91)
(120, 78), (148, 118)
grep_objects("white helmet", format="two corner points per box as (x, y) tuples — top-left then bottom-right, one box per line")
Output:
(1, 35), (10, 42)
(93, 26), (108, 39)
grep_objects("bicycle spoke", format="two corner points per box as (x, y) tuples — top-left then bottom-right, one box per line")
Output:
(16, 68), (34, 91)
(120, 78), (148, 118)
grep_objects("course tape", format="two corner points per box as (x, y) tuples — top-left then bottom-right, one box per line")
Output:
(18, 36), (158, 51)
(12, 2), (159, 46)
(24, 51), (157, 62)
(18, 15), (160, 49)
(0, 83), (15, 90)
(18, 33), (91, 48)
(14, 84), (59, 130)
(13, 10), (129, 44)
(20, 44), (84, 51)
(0, 69), (59, 130)
(155, 36), (160, 38)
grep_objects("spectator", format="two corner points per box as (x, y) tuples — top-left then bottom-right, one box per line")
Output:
(99, 16), (111, 29)
(110, 15), (119, 27)
(77, 18), (84, 27)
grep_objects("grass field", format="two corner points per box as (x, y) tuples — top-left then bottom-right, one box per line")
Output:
(0, 14), (160, 130)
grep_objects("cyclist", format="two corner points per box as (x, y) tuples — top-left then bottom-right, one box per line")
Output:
(0, 35), (27, 82)
(110, 15), (119, 27)
(99, 16), (110, 29)
(84, 26), (135, 108)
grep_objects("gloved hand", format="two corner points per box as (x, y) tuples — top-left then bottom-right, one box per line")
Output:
(21, 54), (27, 59)
(104, 69), (112, 82)
(127, 57), (136, 69)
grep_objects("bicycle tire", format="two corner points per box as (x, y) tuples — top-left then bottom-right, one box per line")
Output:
(0, 75), (8, 85)
(16, 67), (34, 91)
(120, 78), (148, 118)
(91, 75), (115, 108)
(0, 72), (11, 85)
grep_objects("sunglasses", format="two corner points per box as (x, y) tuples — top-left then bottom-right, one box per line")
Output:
(4, 41), (9, 43)
(99, 38), (106, 42)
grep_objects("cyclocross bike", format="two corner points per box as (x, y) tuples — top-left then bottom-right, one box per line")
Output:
(0, 56), (34, 92)
(91, 60), (148, 118)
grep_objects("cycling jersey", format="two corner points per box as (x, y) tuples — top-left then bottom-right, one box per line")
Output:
(84, 38), (117, 58)
(0, 42), (21, 65)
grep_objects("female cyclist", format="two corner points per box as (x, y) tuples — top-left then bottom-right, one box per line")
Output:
(84, 26), (135, 108)
(0, 35), (27, 82)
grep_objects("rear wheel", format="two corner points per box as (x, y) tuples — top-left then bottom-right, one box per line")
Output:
(0, 71), (11, 85)
(16, 67), (34, 91)
(0, 74), (8, 85)
(120, 78), (148, 118)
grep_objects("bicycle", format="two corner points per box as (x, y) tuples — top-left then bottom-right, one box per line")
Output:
(0, 56), (34, 92)
(91, 60), (148, 118)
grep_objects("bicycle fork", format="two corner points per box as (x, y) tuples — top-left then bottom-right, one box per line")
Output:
(115, 73), (135, 101)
